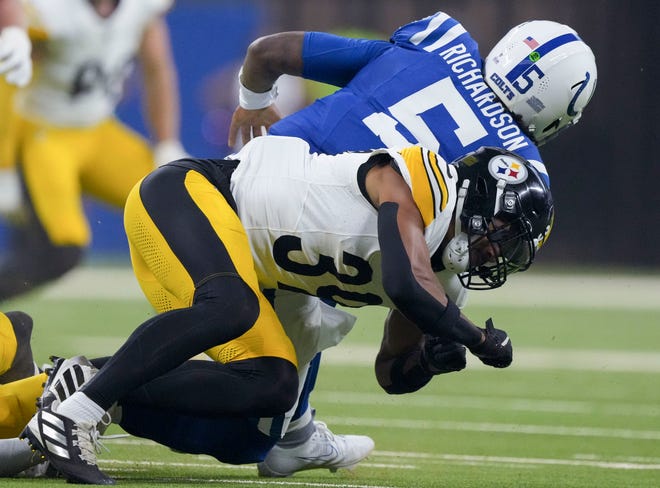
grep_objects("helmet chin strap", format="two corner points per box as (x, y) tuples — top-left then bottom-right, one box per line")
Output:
(442, 179), (470, 273)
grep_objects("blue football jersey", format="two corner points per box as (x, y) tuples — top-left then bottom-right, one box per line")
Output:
(269, 11), (549, 185)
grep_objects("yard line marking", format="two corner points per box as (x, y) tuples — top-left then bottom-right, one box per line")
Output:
(321, 416), (660, 440)
(101, 460), (398, 487)
(320, 344), (660, 373)
(373, 451), (660, 470)
(176, 482), (398, 488)
(308, 391), (660, 417)
(468, 273), (660, 310)
(99, 452), (660, 473)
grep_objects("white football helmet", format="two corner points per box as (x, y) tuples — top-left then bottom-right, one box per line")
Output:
(484, 20), (597, 146)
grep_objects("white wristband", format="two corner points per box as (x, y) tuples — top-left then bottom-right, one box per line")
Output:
(238, 67), (278, 110)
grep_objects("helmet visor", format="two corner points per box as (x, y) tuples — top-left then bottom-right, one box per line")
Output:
(489, 219), (535, 274)
(458, 218), (535, 290)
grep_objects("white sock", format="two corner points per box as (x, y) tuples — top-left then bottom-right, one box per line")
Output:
(0, 438), (43, 476)
(277, 407), (315, 447)
(56, 391), (106, 425)
(285, 406), (313, 433)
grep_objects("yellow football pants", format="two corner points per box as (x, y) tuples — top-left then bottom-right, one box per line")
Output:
(0, 373), (46, 438)
(0, 312), (17, 376)
(125, 168), (297, 366)
(0, 80), (18, 169)
(19, 116), (155, 246)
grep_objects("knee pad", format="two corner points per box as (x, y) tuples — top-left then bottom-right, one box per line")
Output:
(240, 358), (299, 415)
(194, 274), (260, 336)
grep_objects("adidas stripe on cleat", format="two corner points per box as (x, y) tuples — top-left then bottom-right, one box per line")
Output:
(21, 406), (114, 485)
(39, 356), (98, 410)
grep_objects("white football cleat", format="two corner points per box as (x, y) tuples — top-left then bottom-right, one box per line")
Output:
(257, 421), (374, 477)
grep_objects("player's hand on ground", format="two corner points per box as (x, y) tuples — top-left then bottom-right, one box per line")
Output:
(228, 105), (281, 148)
(468, 318), (513, 368)
(421, 336), (467, 374)
(0, 27), (32, 87)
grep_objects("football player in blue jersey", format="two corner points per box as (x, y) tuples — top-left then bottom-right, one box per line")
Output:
(228, 11), (596, 477)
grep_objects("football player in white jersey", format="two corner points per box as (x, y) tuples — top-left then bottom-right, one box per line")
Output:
(228, 12), (595, 476)
(0, 0), (187, 301)
(20, 136), (554, 484)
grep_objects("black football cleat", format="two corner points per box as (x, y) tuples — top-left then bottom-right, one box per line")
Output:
(21, 406), (114, 485)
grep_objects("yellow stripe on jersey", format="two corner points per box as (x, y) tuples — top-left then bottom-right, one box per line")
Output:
(426, 149), (449, 212)
(398, 146), (450, 228)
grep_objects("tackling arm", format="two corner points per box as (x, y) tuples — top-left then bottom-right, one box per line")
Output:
(240, 32), (305, 93)
(375, 309), (467, 394)
(366, 163), (484, 346)
(228, 32), (304, 147)
(366, 161), (514, 370)
(228, 31), (389, 147)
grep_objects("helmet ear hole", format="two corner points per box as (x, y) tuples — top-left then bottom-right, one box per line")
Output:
(474, 176), (489, 197)
(541, 118), (562, 135)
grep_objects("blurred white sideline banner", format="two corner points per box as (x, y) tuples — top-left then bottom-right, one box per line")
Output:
(42, 266), (660, 310)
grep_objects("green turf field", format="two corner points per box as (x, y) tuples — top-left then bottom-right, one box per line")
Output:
(2, 266), (659, 487)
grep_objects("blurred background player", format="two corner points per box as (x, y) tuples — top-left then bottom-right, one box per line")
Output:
(0, 0), (187, 301)
(229, 11), (596, 477)
(0, 309), (46, 478)
(0, 0), (31, 217)
(0, 3), (42, 476)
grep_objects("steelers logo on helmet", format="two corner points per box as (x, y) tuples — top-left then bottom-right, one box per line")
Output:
(487, 155), (528, 183)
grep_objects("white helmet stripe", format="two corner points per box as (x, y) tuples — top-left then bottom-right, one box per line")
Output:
(504, 33), (580, 83)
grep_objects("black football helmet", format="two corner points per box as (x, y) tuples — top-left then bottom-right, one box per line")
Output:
(442, 146), (554, 290)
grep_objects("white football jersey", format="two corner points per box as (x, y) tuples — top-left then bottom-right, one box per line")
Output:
(17, 0), (172, 126)
(231, 136), (458, 309)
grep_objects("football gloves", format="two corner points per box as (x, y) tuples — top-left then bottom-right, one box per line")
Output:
(153, 139), (189, 167)
(421, 336), (467, 375)
(0, 27), (32, 87)
(468, 318), (513, 368)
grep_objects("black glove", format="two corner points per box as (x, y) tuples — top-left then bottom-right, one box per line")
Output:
(421, 336), (467, 375)
(468, 318), (513, 368)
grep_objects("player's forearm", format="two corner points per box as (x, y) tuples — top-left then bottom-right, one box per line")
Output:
(375, 344), (433, 395)
(143, 69), (180, 142)
(139, 19), (180, 142)
(378, 202), (483, 346)
(240, 32), (304, 92)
